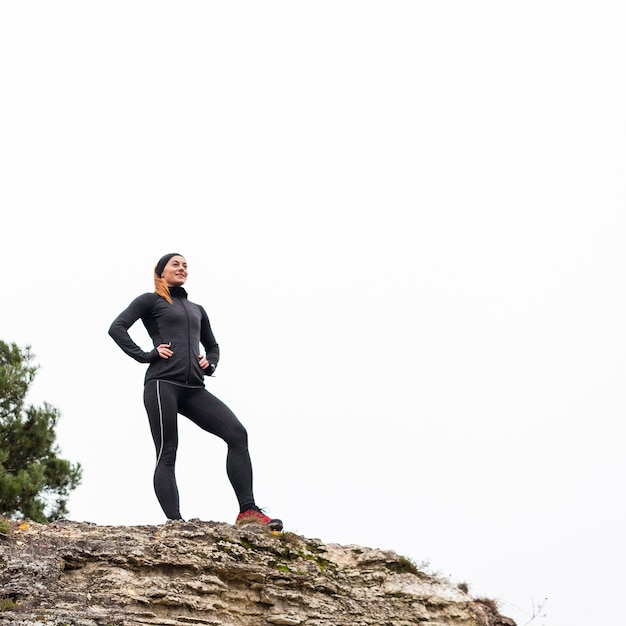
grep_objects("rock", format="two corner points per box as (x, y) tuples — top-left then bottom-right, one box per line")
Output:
(0, 519), (516, 626)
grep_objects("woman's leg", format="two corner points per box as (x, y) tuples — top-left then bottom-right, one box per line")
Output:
(179, 387), (255, 513)
(143, 380), (183, 520)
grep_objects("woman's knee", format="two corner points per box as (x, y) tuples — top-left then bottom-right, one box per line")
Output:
(228, 422), (249, 448)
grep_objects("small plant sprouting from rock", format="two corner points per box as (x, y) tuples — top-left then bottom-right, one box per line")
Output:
(386, 556), (419, 575)
(276, 533), (332, 571)
(524, 597), (548, 625)
(0, 519), (11, 535)
(270, 561), (291, 573)
(0, 597), (18, 612)
(475, 596), (500, 613)
(457, 581), (469, 594)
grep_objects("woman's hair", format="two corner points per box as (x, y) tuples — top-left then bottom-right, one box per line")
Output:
(154, 267), (173, 304)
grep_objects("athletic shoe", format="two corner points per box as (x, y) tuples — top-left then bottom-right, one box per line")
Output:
(236, 506), (283, 531)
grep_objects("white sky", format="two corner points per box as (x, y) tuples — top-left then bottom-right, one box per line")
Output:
(2, 3), (625, 625)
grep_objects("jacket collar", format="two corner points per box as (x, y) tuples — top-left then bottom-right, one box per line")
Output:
(169, 286), (188, 299)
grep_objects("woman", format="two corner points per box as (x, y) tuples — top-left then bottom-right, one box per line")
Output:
(108, 253), (282, 531)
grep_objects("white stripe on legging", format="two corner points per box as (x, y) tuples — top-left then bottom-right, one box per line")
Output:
(155, 380), (165, 468)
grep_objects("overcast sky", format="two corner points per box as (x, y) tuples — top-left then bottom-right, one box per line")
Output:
(2, 3), (625, 626)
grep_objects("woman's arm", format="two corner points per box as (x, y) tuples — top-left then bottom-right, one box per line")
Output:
(108, 294), (160, 363)
(198, 305), (220, 374)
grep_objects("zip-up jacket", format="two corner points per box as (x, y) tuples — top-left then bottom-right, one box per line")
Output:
(108, 286), (220, 386)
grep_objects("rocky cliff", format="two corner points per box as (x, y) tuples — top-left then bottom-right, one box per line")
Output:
(0, 519), (515, 626)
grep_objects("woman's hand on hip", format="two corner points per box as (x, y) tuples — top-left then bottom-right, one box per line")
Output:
(156, 343), (173, 359)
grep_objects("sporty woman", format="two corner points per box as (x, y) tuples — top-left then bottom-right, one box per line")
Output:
(108, 253), (282, 530)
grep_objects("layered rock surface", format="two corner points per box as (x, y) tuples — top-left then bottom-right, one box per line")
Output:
(0, 519), (515, 626)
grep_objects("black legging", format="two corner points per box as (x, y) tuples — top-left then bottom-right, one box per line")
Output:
(143, 379), (255, 520)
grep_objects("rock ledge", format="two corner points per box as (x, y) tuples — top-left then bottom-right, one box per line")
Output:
(0, 519), (515, 626)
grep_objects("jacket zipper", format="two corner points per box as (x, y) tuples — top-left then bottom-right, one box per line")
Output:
(180, 297), (192, 384)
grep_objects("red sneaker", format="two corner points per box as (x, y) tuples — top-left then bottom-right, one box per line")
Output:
(236, 507), (283, 531)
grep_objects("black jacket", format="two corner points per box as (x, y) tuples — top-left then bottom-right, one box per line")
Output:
(108, 287), (220, 386)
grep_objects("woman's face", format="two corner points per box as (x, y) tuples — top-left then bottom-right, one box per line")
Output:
(161, 255), (188, 287)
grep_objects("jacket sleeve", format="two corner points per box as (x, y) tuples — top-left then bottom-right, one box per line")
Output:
(108, 294), (159, 364)
(199, 305), (220, 374)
